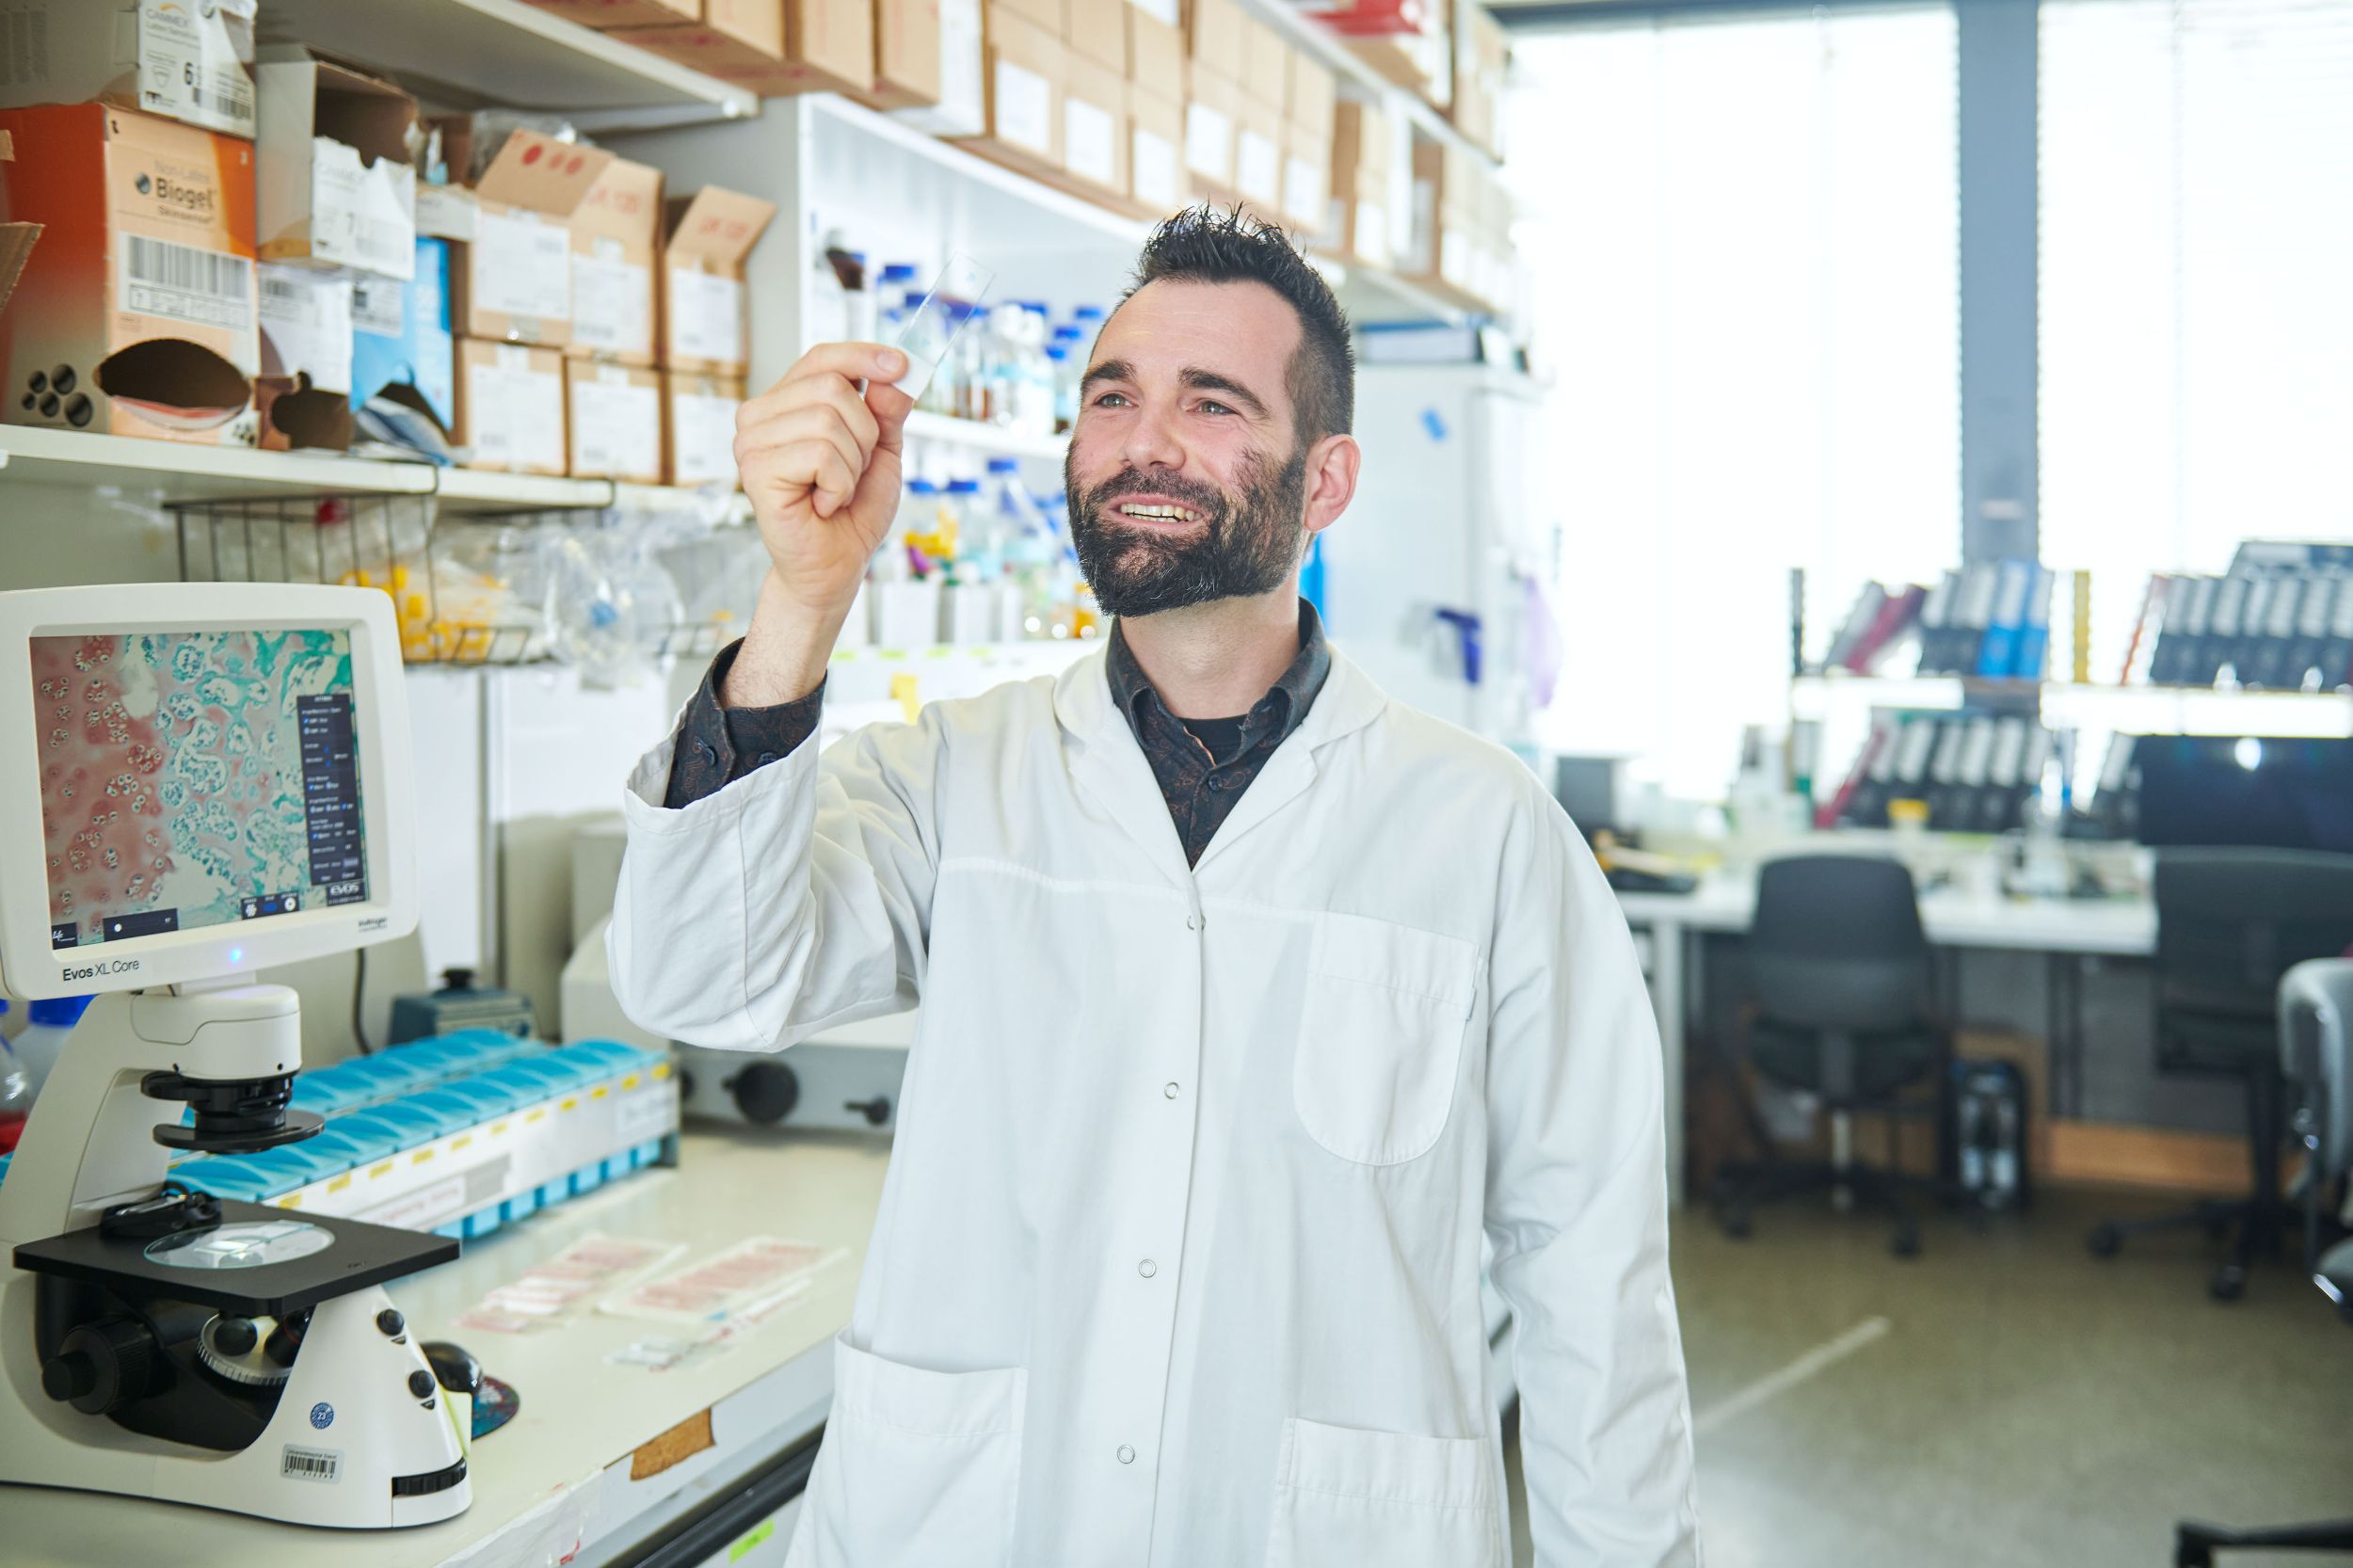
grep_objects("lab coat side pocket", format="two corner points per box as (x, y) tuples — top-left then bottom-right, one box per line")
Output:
(786, 1331), (1027, 1568)
(1293, 914), (1479, 1166)
(1264, 1416), (1504, 1568)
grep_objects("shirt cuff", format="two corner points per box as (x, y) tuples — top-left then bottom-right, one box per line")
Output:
(662, 640), (825, 808)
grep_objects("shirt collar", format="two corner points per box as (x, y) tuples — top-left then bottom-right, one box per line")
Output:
(1105, 599), (1332, 745)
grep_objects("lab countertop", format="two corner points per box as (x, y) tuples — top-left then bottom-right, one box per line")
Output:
(5, 1128), (890, 1568)
(1615, 871), (2156, 955)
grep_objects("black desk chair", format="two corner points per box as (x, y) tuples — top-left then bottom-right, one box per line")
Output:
(2088, 849), (2353, 1302)
(1711, 856), (1945, 1258)
(2173, 958), (2353, 1566)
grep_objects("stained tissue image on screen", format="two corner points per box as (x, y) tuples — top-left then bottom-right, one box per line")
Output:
(33, 630), (369, 951)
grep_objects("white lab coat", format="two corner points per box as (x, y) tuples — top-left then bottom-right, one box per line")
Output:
(610, 647), (1701, 1567)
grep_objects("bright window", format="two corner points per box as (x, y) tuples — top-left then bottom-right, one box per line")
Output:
(1507, 8), (1961, 800)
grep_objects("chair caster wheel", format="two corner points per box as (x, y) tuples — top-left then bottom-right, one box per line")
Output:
(1891, 1228), (1921, 1259)
(2087, 1223), (2122, 1258)
(2208, 1265), (2247, 1303)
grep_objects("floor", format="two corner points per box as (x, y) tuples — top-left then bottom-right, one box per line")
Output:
(1503, 1187), (2350, 1568)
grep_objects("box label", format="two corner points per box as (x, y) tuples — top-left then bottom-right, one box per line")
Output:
(1284, 157), (1321, 226)
(475, 210), (571, 322)
(310, 142), (417, 280)
(136, 0), (259, 138)
(122, 232), (253, 332)
(571, 248), (651, 358)
(571, 373), (660, 478)
(349, 274), (406, 338)
(1185, 104), (1231, 180)
(259, 265), (354, 393)
(1064, 99), (1116, 187)
(1132, 127), (1178, 210)
(1236, 129), (1280, 205)
(667, 268), (744, 366)
(1356, 200), (1390, 267)
(1131, 0), (1178, 26)
(468, 360), (564, 472)
(415, 184), (477, 242)
(671, 391), (741, 487)
(994, 60), (1052, 154)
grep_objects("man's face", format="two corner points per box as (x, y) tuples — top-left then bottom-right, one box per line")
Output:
(1064, 278), (1310, 618)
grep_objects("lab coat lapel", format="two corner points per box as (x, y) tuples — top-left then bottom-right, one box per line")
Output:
(1053, 648), (1193, 888)
(1193, 652), (1386, 873)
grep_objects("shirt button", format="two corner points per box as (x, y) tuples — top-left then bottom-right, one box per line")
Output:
(1138, 1259), (1158, 1278)
(695, 740), (718, 765)
(756, 750), (777, 765)
(1116, 1445), (1136, 1465)
(1163, 1081), (1180, 1099)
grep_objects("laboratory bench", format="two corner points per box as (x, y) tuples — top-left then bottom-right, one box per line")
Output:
(4, 1128), (889, 1568)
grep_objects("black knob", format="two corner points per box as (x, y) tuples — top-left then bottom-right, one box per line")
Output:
(729, 1061), (799, 1126)
(441, 968), (475, 992)
(213, 1317), (259, 1356)
(43, 1319), (160, 1415)
(40, 1350), (97, 1405)
(845, 1096), (893, 1128)
(376, 1308), (406, 1338)
(264, 1323), (301, 1368)
(408, 1368), (435, 1400)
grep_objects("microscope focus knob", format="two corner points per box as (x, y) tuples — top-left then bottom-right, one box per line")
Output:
(729, 1061), (800, 1126)
(42, 1319), (161, 1416)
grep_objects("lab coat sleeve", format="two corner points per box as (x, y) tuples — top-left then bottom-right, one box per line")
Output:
(607, 706), (944, 1051)
(1483, 796), (1702, 1566)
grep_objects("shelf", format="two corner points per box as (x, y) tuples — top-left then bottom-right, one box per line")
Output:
(1241, 0), (1500, 171)
(903, 411), (1068, 461)
(1790, 672), (2353, 738)
(0, 425), (744, 517)
(256, 0), (758, 130)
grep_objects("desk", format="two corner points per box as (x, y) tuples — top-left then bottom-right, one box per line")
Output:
(4, 1128), (889, 1568)
(1618, 874), (2157, 1206)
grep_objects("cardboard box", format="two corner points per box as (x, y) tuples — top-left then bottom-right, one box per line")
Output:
(891, 0), (984, 135)
(996, 0), (1060, 36)
(568, 157), (664, 366)
(1332, 100), (1391, 184)
(1065, 0), (1127, 74)
(1333, 166), (1391, 268)
(1128, 0), (1178, 30)
(660, 186), (776, 376)
(1288, 51), (1336, 136)
(1128, 86), (1184, 216)
(614, 0), (872, 97)
(1233, 102), (1284, 210)
(1127, 8), (1184, 87)
(443, 127), (616, 349)
(1060, 58), (1128, 197)
(0, 0), (257, 139)
(255, 263), (353, 451)
(255, 48), (418, 280)
(663, 369), (745, 487)
(959, 6), (1063, 173)
(455, 338), (566, 473)
(1188, 0), (1244, 82)
(0, 130), (37, 323)
(0, 104), (259, 443)
(1241, 20), (1289, 111)
(351, 236), (456, 436)
(565, 358), (664, 482)
(520, 0), (697, 25)
(1282, 119), (1328, 230)
(1183, 64), (1237, 189)
(1348, 30), (1449, 109)
(863, 0), (945, 109)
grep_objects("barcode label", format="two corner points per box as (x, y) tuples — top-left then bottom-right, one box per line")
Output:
(191, 87), (256, 122)
(124, 234), (252, 330)
(281, 1445), (342, 1483)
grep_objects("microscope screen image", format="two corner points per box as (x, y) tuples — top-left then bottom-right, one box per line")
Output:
(32, 629), (369, 950)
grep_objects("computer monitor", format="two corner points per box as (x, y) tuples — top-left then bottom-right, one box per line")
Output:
(2132, 734), (2353, 855)
(0, 584), (416, 1000)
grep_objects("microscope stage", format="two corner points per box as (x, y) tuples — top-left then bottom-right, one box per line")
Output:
(12, 1200), (458, 1317)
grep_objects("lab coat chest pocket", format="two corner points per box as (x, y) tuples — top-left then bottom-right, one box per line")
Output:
(786, 1332), (1026, 1568)
(1292, 913), (1478, 1166)
(1265, 1416), (1503, 1568)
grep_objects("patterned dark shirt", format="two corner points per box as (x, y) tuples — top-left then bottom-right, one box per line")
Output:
(663, 601), (1333, 869)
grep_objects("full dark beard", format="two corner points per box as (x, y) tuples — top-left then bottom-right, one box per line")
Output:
(1064, 445), (1308, 618)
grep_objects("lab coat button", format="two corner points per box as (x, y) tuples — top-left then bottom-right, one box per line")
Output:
(1116, 1445), (1136, 1464)
(1138, 1259), (1158, 1278)
(1163, 1081), (1180, 1099)
(1184, 912), (1202, 931)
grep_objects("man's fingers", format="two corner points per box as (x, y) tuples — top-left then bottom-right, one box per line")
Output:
(743, 343), (906, 422)
(740, 438), (858, 520)
(865, 381), (916, 457)
(735, 405), (867, 493)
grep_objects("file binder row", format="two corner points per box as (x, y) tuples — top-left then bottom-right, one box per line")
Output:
(2134, 568), (2353, 691)
(1822, 561), (2054, 680)
(1819, 711), (2055, 835)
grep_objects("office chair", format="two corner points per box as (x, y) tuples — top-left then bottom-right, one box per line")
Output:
(2087, 849), (2353, 1302)
(2172, 959), (2353, 1566)
(1710, 856), (1945, 1258)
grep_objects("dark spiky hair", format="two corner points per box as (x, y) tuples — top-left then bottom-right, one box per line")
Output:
(1122, 205), (1354, 445)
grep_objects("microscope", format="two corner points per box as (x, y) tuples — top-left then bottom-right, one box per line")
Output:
(0, 584), (472, 1528)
